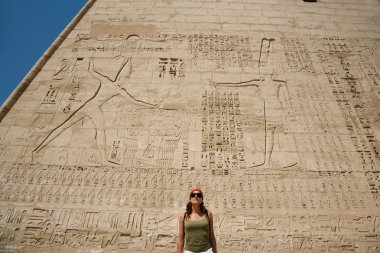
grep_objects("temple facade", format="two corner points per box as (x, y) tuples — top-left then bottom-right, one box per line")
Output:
(0, 0), (379, 252)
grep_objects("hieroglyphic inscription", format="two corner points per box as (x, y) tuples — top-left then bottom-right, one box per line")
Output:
(1, 208), (378, 252)
(323, 37), (354, 53)
(158, 58), (184, 79)
(317, 38), (380, 208)
(41, 85), (59, 105)
(358, 56), (380, 100)
(281, 37), (315, 72)
(215, 215), (380, 252)
(182, 141), (189, 168)
(319, 55), (380, 170)
(201, 91), (245, 175)
(1, 162), (375, 211)
(188, 34), (256, 68)
(0, 207), (143, 249)
(62, 73), (83, 114)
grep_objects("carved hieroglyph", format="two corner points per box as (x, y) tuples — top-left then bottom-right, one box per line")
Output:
(1, 2), (380, 253)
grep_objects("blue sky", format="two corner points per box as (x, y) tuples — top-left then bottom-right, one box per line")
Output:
(0, 0), (87, 106)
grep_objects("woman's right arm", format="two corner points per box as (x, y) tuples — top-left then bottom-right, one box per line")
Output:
(177, 215), (184, 253)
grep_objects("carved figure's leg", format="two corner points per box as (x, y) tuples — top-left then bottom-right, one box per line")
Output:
(250, 126), (275, 169)
(86, 106), (109, 165)
(263, 126), (276, 167)
(249, 100), (275, 169)
(32, 110), (88, 154)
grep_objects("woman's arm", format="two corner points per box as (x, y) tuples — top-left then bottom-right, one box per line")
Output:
(208, 211), (217, 253)
(177, 215), (184, 253)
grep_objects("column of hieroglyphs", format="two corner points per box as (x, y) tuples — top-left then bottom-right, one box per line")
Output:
(0, 0), (379, 252)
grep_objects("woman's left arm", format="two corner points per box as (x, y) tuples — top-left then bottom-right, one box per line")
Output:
(208, 211), (217, 253)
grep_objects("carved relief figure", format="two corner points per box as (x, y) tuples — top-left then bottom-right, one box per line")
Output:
(32, 35), (174, 165)
(210, 38), (297, 170)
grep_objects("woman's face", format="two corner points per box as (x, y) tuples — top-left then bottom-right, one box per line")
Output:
(190, 191), (203, 205)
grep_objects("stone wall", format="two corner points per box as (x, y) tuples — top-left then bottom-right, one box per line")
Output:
(0, 0), (379, 252)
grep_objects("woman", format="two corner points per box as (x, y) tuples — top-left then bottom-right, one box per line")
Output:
(177, 189), (217, 253)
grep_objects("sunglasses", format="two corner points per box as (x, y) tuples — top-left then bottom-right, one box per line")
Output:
(190, 192), (203, 198)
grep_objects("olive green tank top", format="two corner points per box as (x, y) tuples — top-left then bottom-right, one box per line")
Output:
(184, 216), (212, 252)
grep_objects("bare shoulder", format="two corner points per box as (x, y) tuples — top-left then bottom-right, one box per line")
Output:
(207, 210), (214, 218)
(179, 214), (185, 222)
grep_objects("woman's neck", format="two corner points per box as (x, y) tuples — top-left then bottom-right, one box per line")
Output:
(192, 204), (202, 214)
